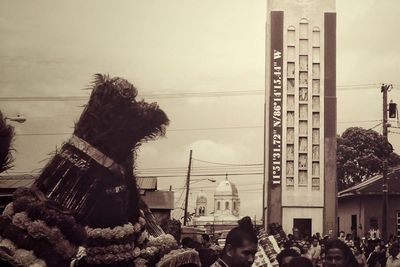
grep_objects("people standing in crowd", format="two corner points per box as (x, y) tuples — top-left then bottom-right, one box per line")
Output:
(288, 256), (313, 267)
(301, 242), (312, 259)
(338, 231), (346, 242)
(276, 248), (300, 267)
(354, 246), (368, 267)
(309, 236), (321, 266)
(324, 239), (359, 267)
(211, 217), (258, 267)
(386, 243), (400, 267)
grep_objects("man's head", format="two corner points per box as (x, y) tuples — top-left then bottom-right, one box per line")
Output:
(325, 239), (358, 267)
(277, 248), (300, 267)
(338, 231), (345, 240)
(312, 237), (319, 247)
(222, 217), (258, 267)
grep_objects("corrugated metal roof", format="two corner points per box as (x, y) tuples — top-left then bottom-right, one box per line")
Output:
(0, 175), (36, 189)
(136, 177), (157, 190)
(338, 166), (400, 198)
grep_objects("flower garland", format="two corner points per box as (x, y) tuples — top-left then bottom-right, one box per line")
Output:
(10, 212), (78, 260)
(85, 222), (141, 240)
(85, 247), (141, 264)
(11, 188), (86, 245)
(2, 203), (14, 218)
(86, 242), (135, 256)
(0, 236), (47, 267)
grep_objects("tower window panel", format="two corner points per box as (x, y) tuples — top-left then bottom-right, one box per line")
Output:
(287, 145), (294, 160)
(286, 177), (294, 186)
(312, 129), (320, 144)
(313, 96), (320, 111)
(225, 202), (229, 210)
(217, 202), (221, 210)
(299, 170), (308, 185)
(300, 72), (308, 87)
(312, 63), (320, 79)
(300, 55), (308, 71)
(312, 145), (320, 160)
(299, 88), (308, 102)
(312, 80), (320, 95)
(288, 27), (296, 46)
(287, 128), (294, 144)
(288, 78), (295, 94)
(299, 137), (308, 152)
(299, 154), (307, 169)
(312, 47), (320, 63)
(312, 162), (320, 176)
(287, 111), (295, 127)
(312, 177), (320, 191)
(299, 39), (308, 55)
(287, 161), (294, 176)
(312, 28), (320, 47)
(288, 46), (295, 62)
(287, 96), (295, 110)
(312, 112), (320, 128)
(299, 104), (308, 120)
(299, 21), (309, 39)
(299, 121), (308, 135)
(288, 62), (295, 78)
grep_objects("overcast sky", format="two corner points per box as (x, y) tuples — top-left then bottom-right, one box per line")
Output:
(1, 0), (400, 220)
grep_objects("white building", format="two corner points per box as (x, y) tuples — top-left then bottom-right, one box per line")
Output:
(192, 178), (241, 226)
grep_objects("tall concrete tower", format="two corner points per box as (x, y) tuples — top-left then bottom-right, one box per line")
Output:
(264, 0), (337, 238)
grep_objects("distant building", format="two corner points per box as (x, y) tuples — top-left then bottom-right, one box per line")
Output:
(338, 167), (400, 238)
(137, 177), (174, 224)
(192, 177), (242, 233)
(264, 0), (337, 238)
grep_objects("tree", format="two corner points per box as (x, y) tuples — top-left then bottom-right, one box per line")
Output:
(337, 127), (400, 190)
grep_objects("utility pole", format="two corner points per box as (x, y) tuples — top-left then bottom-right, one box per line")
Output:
(381, 84), (392, 240)
(183, 150), (193, 226)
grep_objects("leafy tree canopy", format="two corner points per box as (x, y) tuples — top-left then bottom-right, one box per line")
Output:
(337, 127), (400, 190)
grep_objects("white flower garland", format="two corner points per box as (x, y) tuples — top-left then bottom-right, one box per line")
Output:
(2, 203), (14, 218)
(0, 236), (47, 267)
(137, 230), (149, 245)
(11, 212), (77, 259)
(86, 222), (142, 240)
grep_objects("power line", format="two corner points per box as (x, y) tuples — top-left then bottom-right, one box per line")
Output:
(192, 158), (262, 166)
(13, 119), (384, 137)
(0, 83), (395, 102)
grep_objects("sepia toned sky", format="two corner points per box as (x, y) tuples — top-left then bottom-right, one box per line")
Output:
(1, 0), (400, 220)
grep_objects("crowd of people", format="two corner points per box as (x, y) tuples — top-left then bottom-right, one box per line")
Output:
(275, 230), (400, 267)
(180, 223), (400, 267)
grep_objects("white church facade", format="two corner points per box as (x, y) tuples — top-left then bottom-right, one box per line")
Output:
(192, 178), (242, 228)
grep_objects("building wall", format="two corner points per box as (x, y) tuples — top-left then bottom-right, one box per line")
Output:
(338, 195), (400, 238)
(282, 207), (323, 235)
(265, 0), (336, 237)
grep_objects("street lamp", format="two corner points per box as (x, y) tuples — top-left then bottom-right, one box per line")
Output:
(5, 115), (26, 123)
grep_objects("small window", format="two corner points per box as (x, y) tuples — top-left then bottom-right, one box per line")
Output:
(225, 202), (229, 210)
(217, 201), (220, 210)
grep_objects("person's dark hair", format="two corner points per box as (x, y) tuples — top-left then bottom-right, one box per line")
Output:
(325, 239), (358, 267)
(276, 249), (300, 266)
(224, 216), (258, 252)
(201, 233), (210, 242)
(288, 256), (313, 267)
(182, 237), (195, 248)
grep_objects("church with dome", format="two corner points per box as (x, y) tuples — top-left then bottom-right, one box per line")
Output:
(191, 176), (242, 231)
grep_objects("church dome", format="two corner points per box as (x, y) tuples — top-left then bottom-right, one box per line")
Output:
(215, 179), (238, 196)
(196, 191), (207, 203)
